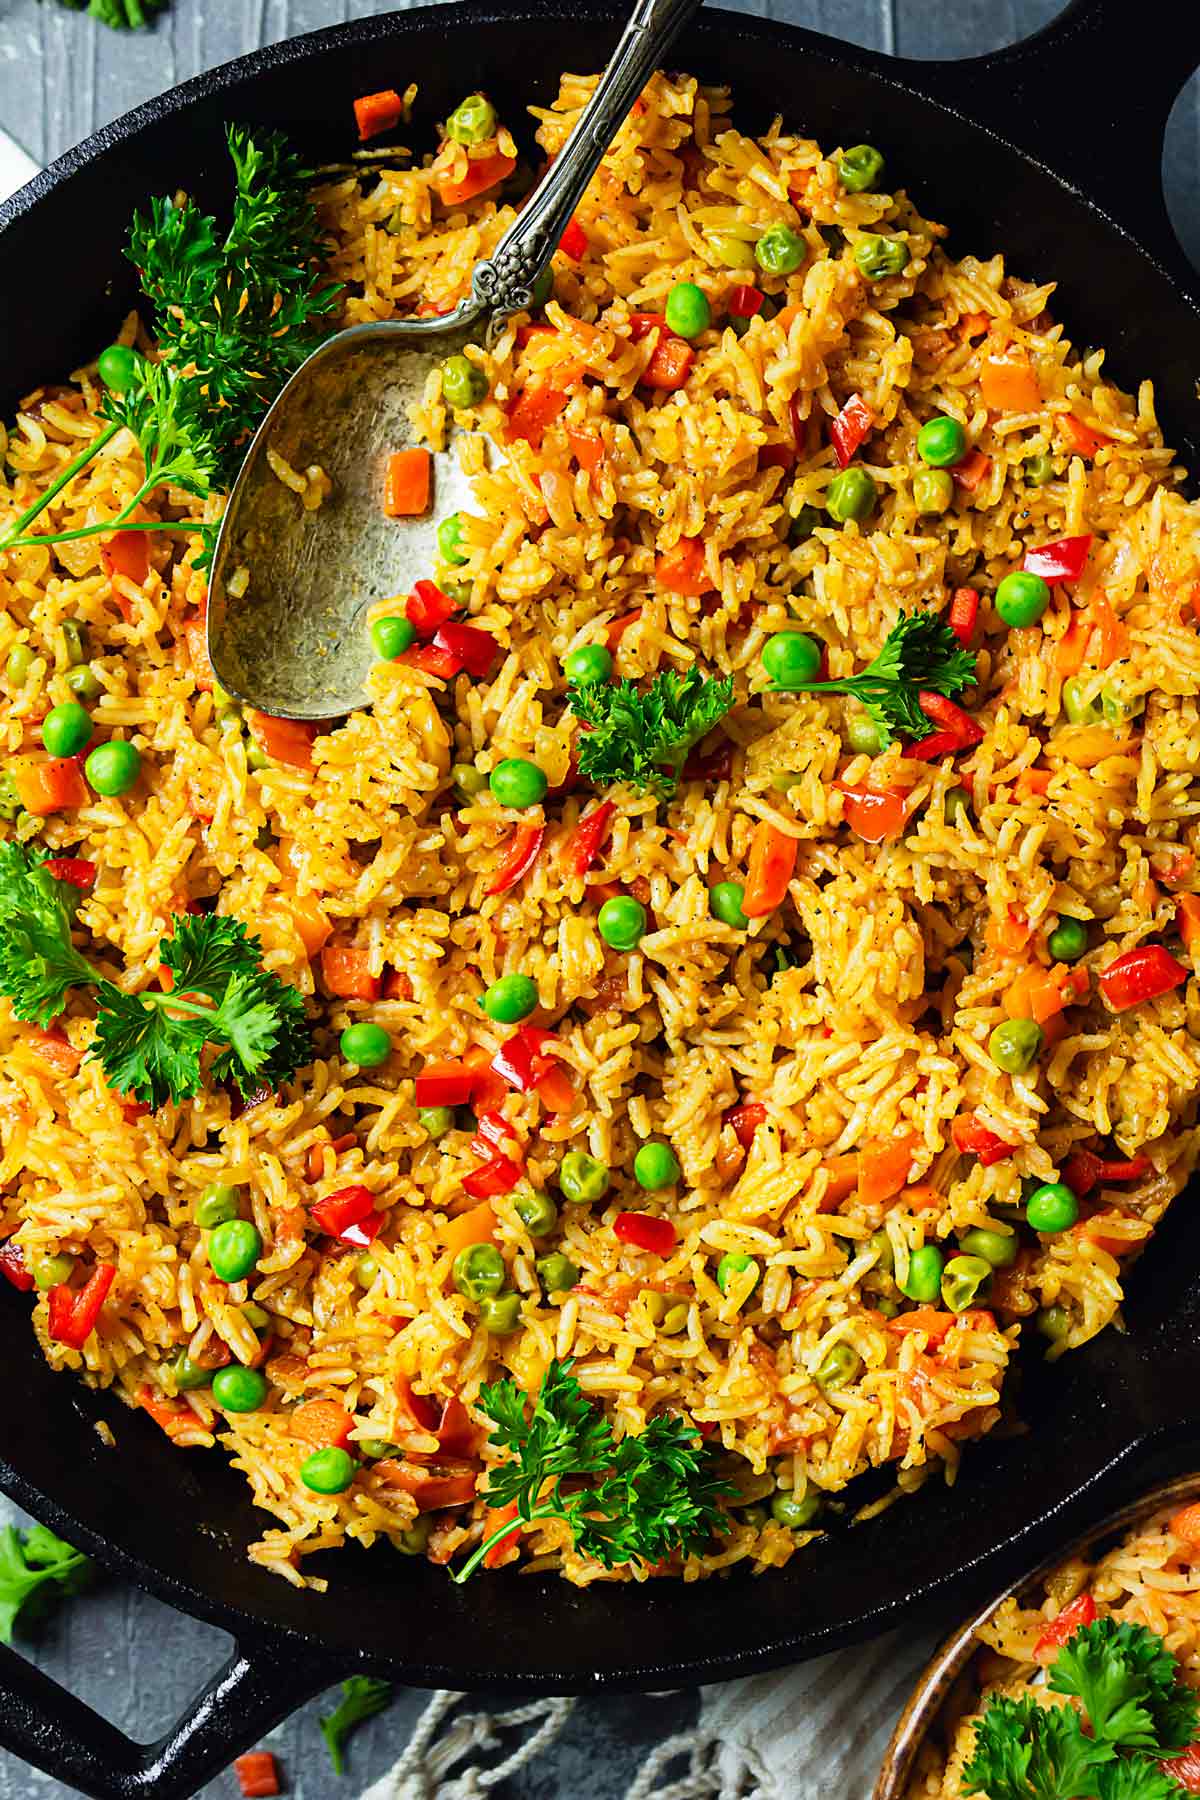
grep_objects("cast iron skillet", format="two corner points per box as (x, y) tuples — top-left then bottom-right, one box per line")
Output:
(0, 2), (1199, 1793)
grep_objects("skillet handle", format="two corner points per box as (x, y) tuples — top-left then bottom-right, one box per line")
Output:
(0, 1634), (338, 1800)
(906, 0), (1200, 283)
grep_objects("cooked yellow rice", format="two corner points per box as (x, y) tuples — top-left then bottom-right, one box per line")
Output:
(905, 1498), (1200, 1798)
(1, 70), (1199, 1589)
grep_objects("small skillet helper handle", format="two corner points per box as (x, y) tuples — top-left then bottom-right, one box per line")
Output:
(471, 0), (701, 320)
(907, 0), (1200, 286)
(0, 1634), (337, 1800)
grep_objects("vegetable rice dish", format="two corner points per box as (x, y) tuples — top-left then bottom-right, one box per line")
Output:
(1, 70), (1199, 1589)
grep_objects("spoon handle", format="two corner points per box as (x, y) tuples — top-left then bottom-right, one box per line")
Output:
(471, 0), (702, 319)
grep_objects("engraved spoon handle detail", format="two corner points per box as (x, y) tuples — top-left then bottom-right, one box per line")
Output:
(470, 0), (702, 319)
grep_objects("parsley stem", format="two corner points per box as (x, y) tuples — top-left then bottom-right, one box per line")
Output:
(450, 1504), (556, 1585)
(0, 421), (120, 552)
(1, 481), (164, 553)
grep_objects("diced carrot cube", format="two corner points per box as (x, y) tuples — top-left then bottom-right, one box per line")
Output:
(384, 448), (432, 517)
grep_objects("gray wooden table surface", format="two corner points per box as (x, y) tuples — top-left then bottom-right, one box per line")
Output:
(0, 3), (1196, 1798)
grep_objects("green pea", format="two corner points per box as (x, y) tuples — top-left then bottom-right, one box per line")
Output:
(960, 1227), (1018, 1268)
(995, 571), (1051, 628)
(913, 469), (955, 515)
(916, 416), (967, 469)
(1061, 676), (1102, 725)
(396, 1514), (432, 1555)
(826, 467), (877, 524)
(529, 265), (554, 308)
(60, 621), (89, 666)
(514, 1188), (558, 1236)
(788, 504), (827, 543)
(838, 144), (884, 193)
(868, 1229), (894, 1273)
(418, 1105), (454, 1140)
(6, 644), (33, 685)
(1048, 916), (1088, 962)
(85, 739), (140, 796)
(452, 1242), (506, 1301)
(710, 881), (749, 930)
(437, 512), (469, 567)
(1024, 453), (1056, 486)
(1025, 1181), (1079, 1234)
(1101, 680), (1144, 725)
(564, 644), (612, 685)
(358, 1438), (400, 1459)
(97, 343), (139, 393)
(814, 1341), (863, 1390)
(1037, 1303), (1070, 1344)
(762, 630), (822, 690)
(371, 615), (416, 660)
(355, 1255), (379, 1287)
(489, 758), (547, 809)
(301, 1446), (357, 1494)
(169, 1352), (212, 1391)
(707, 231), (758, 270)
(478, 1291), (522, 1333)
(241, 1302), (270, 1332)
(442, 353), (489, 409)
(665, 281), (711, 339)
(451, 762), (487, 803)
(446, 93), (497, 145)
(941, 1253), (992, 1312)
(482, 973), (539, 1023)
(196, 1183), (240, 1228)
(340, 1022), (392, 1068)
(211, 1364), (268, 1413)
(989, 1018), (1044, 1074)
(536, 1251), (580, 1295)
(31, 1252), (75, 1291)
(598, 895), (647, 952)
(634, 1141), (680, 1190)
(207, 1218), (262, 1283)
(557, 1150), (609, 1204)
(944, 785), (970, 825)
(755, 225), (806, 277)
(772, 1488), (821, 1529)
(66, 664), (103, 700)
(855, 234), (908, 281)
(845, 711), (883, 756)
(900, 1244), (944, 1302)
(41, 701), (92, 758)
(717, 1251), (760, 1296)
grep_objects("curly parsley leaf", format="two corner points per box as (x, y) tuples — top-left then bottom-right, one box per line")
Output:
(792, 609), (976, 746)
(39, 0), (167, 27)
(0, 1523), (93, 1644)
(0, 842), (100, 1025)
(102, 356), (220, 503)
(453, 1358), (734, 1582)
(1097, 1757), (1193, 1800)
(1052, 1620), (1200, 1754)
(568, 667), (735, 797)
(319, 1676), (393, 1775)
(963, 1695), (1109, 1800)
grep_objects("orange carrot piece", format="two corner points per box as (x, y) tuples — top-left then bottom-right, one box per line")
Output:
(320, 943), (381, 1001)
(138, 1386), (195, 1443)
(817, 1154), (859, 1209)
(952, 449), (992, 492)
(642, 335), (694, 390)
(1088, 595), (1129, 668)
(566, 429), (604, 472)
(605, 608), (642, 651)
(289, 1399), (354, 1451)
(384, 448), (432, 517)
(182, 615), (214, 692)
(886, 1308), (956, 1342)
(285, 893), (332, 958)
(246, 710), (317, 770)
(655, 536), (713, 597)
(1054, 611), (1090, 676)
(354, 89), (404, 142)
(899, 1184), (943, 1212)
(980, 354), (1041, 414)
(1171, 1502), (1200, 1548)
(441, 1199), (496, 1262)
(1178, 894), (1200, 959)
(482, 1501), (522, 1568)
(12, 755), (89, 816)
(505, 382), (572, 448)
(100, 530), (150, 586)
(741, 820), (798, 918)
(857, 1134), (916, 1207)
(27, 1027), (82, 1075)
(1057, 413), (1110, 458)
(436, 151), (516, 207)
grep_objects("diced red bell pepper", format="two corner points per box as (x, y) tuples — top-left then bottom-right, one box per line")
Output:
(830, 393), (873, 469)
(642, 337), (694, 391)
(406, 580), (458, 636)
(909, 691), (983, 759)
(567, 800), (615, 877)
(234, 1751), (281, 1798)
(487, 822), (545, 896)
(401, 641), (463, 680)
(628, 312), (669, 341)
(47, 1262), (115, 1349)
(375, 1455), (477, 1509)
(758, 443), (795, 472)
(310, 1184), (380, 1248)
(655, 536), (713, 596)
(182, 615), (215, 692)
(741, 820), (798, 918)
(415, 1058), (476, 1107)
(837, 783), (911, 843)
(558, 216), (588, 260)
(463, 1152), (525, 1199)
(320, 943), (381, 1001)
(614, 1211), (678, 1256)
(0, 1241), (33, 1292)
(433, 621), (500, 677)
(505, 382), (570, 448)
(1022, 535), (1092, 585)
(1057, 414), (1109, 459)
(1061, 1147), (1152, 1197)
(246, 711), (316, 771)
(1098, 944), (1188, 1012)
(491, 1024), (558, 1094)
(951, 1113), (1016, 1166)
(470, 1109), (514, 1157)
(947, 587), (979, 646)
(100, 530), (150, 588)
(952, 449), (991, 492)
(1161, 1747), (1200, 1796)
(1033, 1593), (1097, 1663)
(728, 284), (764, 318)
(42, 857), (96, 889)
(726, 1101), (766, 1149)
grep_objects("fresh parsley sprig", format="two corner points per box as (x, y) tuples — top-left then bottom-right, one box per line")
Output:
(568, 667), (735, 797)
(319, 1676), (393, 1775)
(452, 1358), (734, 1582)
(0, 1523), (92, 1644)
(963, 1618), (1199, 1800)
(786, 610), (975, 747)
(40, 0), (167, 26)
(0, 843), (311, 1107)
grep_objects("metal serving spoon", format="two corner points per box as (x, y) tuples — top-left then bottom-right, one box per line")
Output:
(207, 0), (700, 719)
